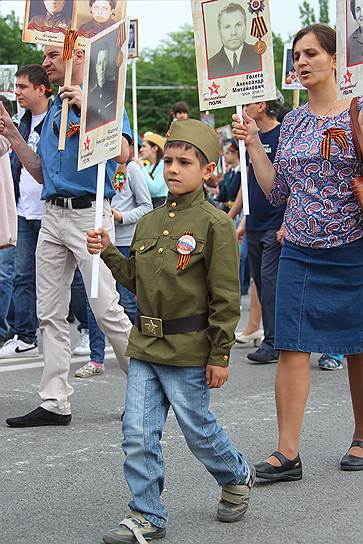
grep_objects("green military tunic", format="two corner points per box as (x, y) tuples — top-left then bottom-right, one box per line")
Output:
(101, 187), (240, 368)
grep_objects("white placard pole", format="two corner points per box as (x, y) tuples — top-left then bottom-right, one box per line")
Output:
(91, 161), (106, 299)
(236, 105), (250, 215)
(132, 58), (138, 159)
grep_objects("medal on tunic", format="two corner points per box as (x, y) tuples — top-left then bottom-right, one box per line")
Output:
(176, 231), (196, 270)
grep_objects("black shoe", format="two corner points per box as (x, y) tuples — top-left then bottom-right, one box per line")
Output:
(341, 440), (363, 471)
(6, 407), (71, 428)
(247, 347), (279, 364)
(255, 451), (302, 481)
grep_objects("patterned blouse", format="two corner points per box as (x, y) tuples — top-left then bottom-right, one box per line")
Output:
(269, 99), (363, 248)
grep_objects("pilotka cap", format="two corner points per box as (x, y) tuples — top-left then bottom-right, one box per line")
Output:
(166, 119), (220, 164)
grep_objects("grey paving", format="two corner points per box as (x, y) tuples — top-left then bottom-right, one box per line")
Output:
(0, 312), (362, 544)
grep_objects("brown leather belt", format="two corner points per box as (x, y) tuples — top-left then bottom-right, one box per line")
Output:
(136, 311), (209, 338)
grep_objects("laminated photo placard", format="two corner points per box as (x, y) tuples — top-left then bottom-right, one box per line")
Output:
(22, 0), (126, 49)
(78, 19), (129, 170)
(0, 65), (17, 101)
(128, 19), (139, 59)
(281, 43), (305, 90)
(191, 0), (276, 111)
(337, 0), (363, 100)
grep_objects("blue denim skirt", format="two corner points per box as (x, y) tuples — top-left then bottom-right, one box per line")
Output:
(275, 237), (363, 354)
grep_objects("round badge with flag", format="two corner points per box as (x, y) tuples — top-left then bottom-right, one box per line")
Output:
(176, 235), (196, 255)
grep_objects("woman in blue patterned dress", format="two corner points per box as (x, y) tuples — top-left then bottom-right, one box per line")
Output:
(233, 24), (363, 480)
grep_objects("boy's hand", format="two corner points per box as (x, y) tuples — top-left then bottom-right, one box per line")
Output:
(87, 228), (111, 254)
(206, 365), (229, 389)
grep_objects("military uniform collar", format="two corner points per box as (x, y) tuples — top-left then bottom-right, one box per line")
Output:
(166, 187), (205, 210)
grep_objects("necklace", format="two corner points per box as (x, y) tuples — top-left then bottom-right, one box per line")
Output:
(314, 100), (337, 121)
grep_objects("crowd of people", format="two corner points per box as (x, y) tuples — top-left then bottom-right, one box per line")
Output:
(0, 20), (363, 544)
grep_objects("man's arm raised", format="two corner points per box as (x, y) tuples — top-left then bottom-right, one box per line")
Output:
(0, 102), (44, 184)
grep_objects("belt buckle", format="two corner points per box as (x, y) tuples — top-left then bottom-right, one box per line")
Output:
(140, 315), (163, 338)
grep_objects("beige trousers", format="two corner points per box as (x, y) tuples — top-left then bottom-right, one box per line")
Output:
(36, 200), (132, 415)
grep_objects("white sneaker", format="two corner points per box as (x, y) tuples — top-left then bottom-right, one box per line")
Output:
(0, 335), (39, 359)
(72, 329), (90, 356)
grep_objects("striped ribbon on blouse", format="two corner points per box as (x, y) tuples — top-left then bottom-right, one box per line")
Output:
(321, 128), (349, 160)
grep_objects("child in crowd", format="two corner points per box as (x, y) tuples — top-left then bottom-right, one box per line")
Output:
(87, 119), (254, 544)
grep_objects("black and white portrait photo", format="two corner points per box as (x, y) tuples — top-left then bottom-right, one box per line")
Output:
(86, 28), (118, 132)
(0, 65), (17, 100)
(128, 19), (139, 58)
(347, 0), (363, 66)
(203, 1), (261, 79)
(78, 0), (119, 38)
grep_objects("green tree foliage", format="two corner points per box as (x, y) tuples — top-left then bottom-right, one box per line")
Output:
(299, 0), (330, 26)
(299, 0), (316, 26)
(0, 12), (43, 66)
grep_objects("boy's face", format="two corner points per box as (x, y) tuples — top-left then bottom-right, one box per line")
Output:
(163, 146), (215, 196)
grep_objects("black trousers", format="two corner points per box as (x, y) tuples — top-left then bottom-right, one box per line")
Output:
(247, 229), (282, 350)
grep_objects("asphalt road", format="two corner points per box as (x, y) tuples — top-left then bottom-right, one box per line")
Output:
(1, 312), (362, 544)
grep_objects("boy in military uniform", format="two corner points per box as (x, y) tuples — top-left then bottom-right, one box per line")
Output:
(87, 119), (254, 544)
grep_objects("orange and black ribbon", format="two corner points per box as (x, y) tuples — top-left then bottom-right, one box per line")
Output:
(251, 16), (268, 39)
(66, 121), (80, 139)
(321, 128), (349, 160)
(176, 231), (194, 271)
(63, 29), (79, 61)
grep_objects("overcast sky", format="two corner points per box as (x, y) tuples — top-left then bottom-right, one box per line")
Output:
(0, 0), (336, 49)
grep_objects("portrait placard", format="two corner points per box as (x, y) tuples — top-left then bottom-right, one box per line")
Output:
(337, 0), (363, 100)
(22, 0), (126, 48)
(281, 43), (305, 90)
(75, 0), (127, 49)
(78, 19), (129, 170)
(191, 0), (276, 111)
(23, 0), (75, 46)
(0, 65), (17, 101)
(128, 19), (139, 59)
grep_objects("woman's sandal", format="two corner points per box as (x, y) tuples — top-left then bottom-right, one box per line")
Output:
(255, 451), (303, 482)
(340, 440), (363, 471)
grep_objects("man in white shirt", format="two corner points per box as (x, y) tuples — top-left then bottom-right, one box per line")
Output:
(0, 65), (52, 358)
(208, 2), (261, 79)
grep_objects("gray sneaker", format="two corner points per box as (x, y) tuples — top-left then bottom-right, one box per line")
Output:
(217, 465), (255, 523)
(74, 361), (104, 378)
(103, 511), (166, 544)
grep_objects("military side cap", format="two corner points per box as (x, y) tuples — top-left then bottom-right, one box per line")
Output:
(166, 119), (220, 164)
(143, 132), (166, 151)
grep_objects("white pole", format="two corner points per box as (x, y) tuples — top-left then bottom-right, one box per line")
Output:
(132, 58), (138, 159)
(236, 105), (250, 215)
(91, 162), (106, 299)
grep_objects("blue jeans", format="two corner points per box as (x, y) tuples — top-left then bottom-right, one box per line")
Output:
(87, 245), (136, 363)
(0, 247), (16, 337)
(122, 358), (249, 528)
(239, 234), (248, 297)
(12, 216), (41, 343)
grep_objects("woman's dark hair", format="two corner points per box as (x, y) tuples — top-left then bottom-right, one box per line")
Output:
(89, 0), (116, 9)
(166, 101), (190, 133)
(0, 95), (13, 116)
(145, 140), (164, 178)
(15, 64), (53, 98)
(292, 24), (336, 57)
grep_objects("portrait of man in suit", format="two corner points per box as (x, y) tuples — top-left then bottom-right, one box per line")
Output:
(208, 2), (261, 79)
(86, 40), (117, 132)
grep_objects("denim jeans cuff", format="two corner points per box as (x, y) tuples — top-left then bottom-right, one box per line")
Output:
(141, 512), (167, 529)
